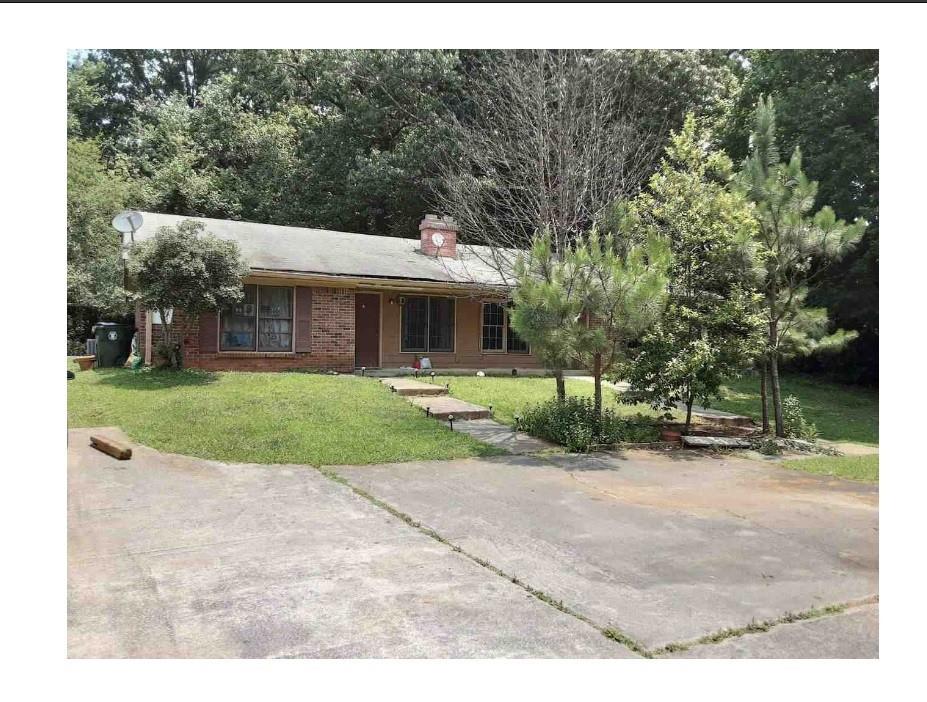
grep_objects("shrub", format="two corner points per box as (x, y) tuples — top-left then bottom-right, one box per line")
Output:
(782, 395), (818, 441)
(756, 437), (782, 455)
(518, 396), (660, 452)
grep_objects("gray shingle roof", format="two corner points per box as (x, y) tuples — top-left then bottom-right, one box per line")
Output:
(132, 212), (515, 288)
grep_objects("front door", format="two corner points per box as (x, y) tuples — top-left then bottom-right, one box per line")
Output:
(354, 293), (381, 368)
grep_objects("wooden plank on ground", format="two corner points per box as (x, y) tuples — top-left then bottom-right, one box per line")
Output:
(90, 435), (132, 460)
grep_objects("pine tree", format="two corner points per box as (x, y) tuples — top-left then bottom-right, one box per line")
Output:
(738, 97), (867, 435)
(570, 230), (671, 415)
(509, 229), (671, 411)
(509, 231), (584, 401)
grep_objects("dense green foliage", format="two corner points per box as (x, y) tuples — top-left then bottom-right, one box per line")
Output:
(67, 139), (137, 313)
(614, 114), (763, 429)
(519, 396), (660, 452)
(709, 373), (878, 445)
(128, 220), (248, 366)
(510, 229), (670, 408)
(719, 50), (879, 384)
(570, 230), (671, 413)
(781, 395), (818, 441)
(67, 49), (877, 388)
(68, 363), (501, 465)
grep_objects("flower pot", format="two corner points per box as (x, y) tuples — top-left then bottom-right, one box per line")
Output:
(74, 355), (95, 371)
(660, 426), (682, 442)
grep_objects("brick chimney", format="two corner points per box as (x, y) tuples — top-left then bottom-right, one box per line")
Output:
(419, 214), (458, 258)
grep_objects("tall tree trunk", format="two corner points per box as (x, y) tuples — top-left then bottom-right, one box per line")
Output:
(684, 395), (694, 435)
(160, 309), (182, 369)
(759, 360), (770, 434)
(554, 368), (566, 401)
(768, 319), (784, 437)
(592, 352), (602, 416)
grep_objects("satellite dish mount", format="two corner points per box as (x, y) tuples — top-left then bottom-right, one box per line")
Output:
(112, 210), (144, 246)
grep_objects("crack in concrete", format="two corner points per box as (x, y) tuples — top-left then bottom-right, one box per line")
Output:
(316, 462), (876, 659)
(648, 595), (879, 657)
(316, 464), (647, 656)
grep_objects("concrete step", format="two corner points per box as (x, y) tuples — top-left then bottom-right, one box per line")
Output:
(409, 395), (491, 420)
(379, 377), (448, 397)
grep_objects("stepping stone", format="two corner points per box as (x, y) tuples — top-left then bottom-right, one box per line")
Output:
(682, 435), (751, 449)
(440, 418), (555, 454)
(379, 377), (448, 397)
(409, 395), (490, 420)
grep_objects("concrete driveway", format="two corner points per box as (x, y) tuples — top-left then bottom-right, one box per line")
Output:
(68, 428), (631, 658)
(336, 449), (878, 656)
(69, 428), (877, 658)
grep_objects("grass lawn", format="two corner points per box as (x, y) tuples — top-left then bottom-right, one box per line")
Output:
(781, 454), (879, 483)
(68, 361), (503, 465)
(708, 373), (878, 446)
(423, 375), (677, 426)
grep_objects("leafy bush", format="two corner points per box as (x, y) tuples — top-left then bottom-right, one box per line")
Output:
(782, 395), (818, 441)
(518, 396), (660, 452)
(756, 437), (783, 455)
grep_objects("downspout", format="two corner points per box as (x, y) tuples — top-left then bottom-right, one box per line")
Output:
(144, 309), (152, 365)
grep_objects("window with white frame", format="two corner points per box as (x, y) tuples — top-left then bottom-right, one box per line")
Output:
(481, 302), (505, 351)
(401, 296), (455, 353)
(220, 284), (294, 352)
(482, 302), (529, 354)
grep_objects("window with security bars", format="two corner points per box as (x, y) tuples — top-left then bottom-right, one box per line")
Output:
(220, 285), (294, 352)
(401, 296), (455, 353)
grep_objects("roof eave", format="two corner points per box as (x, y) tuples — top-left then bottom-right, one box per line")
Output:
(246, 268), (512, 295)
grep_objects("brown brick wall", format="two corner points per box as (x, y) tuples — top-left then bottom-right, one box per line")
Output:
(136, 283), (556, 373)
(137, 286), (356, 372)
(380, 294), (544, 370)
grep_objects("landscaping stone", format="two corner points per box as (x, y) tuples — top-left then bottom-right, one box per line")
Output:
(682, 436), (751, 449)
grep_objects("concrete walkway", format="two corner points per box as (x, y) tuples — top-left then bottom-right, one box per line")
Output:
(378, 376), (448, 397)
(379, 376), (549, 452)
(439, 418), (555, 455)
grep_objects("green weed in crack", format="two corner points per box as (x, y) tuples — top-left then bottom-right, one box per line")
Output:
(316, 464), (647, 656)
(649, 602), (855, 656)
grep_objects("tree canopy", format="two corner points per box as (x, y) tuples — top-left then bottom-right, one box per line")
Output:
(718, 49), (878, 384)
(615, 114), (763, 431)
(67, 49), (878, 386)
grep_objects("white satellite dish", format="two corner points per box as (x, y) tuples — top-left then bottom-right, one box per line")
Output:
(112, 210), (144, 241)
(432, 232), (446, 248)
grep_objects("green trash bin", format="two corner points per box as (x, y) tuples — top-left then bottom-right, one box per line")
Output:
(93, 322), (135, 368)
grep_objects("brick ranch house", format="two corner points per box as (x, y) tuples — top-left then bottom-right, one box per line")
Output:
(133, 212), (547, 373)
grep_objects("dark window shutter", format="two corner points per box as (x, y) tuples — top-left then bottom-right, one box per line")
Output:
(199, 310), (218, 353)
(295, 287), (312, 352)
